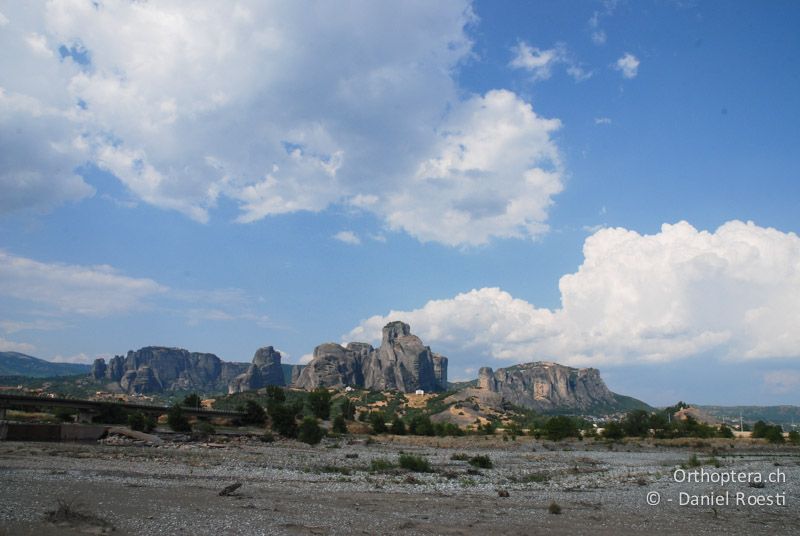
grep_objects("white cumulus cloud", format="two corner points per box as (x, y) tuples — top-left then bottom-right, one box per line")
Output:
(348, 221), (800, 367)
(333, 230), (361, 245)
(615, 52), (640, 79)
(0, 2), (567, 247)
(510, 42), (591, 82)
(0, 337), (36, 353)
(0, 249), (166, 316)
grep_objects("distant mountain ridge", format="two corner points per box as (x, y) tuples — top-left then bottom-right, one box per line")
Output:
(0, 351), (90, 377)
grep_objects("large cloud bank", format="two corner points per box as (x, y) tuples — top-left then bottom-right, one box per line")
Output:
(348, 221), (800, 366)
(1, 1), (563, 246)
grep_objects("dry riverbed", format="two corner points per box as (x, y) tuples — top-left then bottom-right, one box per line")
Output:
(1, 434), (798, 535)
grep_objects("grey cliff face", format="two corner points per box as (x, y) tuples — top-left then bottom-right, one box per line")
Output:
(294, 321), (448, 393)
(94, 346), (248, 394)
(228, 346), (285, 394)
(478, 362), (617, 412)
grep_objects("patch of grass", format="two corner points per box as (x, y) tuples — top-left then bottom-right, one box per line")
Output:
(513, 472), (550, 484)
(44, 499), (113, 530)
(369, 458), (396, 472)
(317, 465), (352, 476)
(450, 453), (470, 461)
(548, 501), (562, 515)
(468, 455), (493, 469)
(398, 454), (432, 473)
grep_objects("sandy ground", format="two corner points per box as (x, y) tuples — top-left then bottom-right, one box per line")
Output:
(1, 434), (798, 535)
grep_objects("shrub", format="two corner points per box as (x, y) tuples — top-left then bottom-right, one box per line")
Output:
(54, 408), (76, 422)
(182, 393), (201, 408)
(332, 415), (348, 434)
(242, 400), (267, 426)
(548, 501), (562, 514)
(298, 417), (325, 445)
(468, 455), (493, 469)
(390, 415), (406, 435)
(308, 388), (332, 420)
(407, 414), (434, 436)
(167, 404), (191, 433)
(370, 458), (396, 472)
(717, 425), (735, 439)
(93, 403), (128, 425)
(194, 421), (216, 439)
(450, 453), (470, 461)
(398, 454), (432, 473)
(338, 398), (356, 420)
(788, 430), (800, 445)
(543, 416), (579, 441)
(269, 402), (298, 438)
(128, 411), (156, 433)
(260, 431), (275, 443)
(265, 385), (286, 402)
(763, 426), (784, 444)
(602, 421), (625, 440)
(369, 412), (388, 434)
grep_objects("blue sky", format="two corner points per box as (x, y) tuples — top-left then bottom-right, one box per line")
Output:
(1, 1), (799, 406)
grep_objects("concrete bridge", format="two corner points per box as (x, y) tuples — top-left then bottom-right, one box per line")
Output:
(0, 393), (245, 423)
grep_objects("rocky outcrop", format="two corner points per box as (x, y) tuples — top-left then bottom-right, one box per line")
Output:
(95, 347), (249, 394)
(294, 321), (448, 393)
(228, 346), (285, 394)
(478, 362), (619, 413)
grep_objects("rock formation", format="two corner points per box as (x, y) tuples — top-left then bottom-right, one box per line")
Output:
(94, 346), (249, 394)
(228, 346), (285, 394)
(477, 362), (626, 413)
(294, 321), (448, 393)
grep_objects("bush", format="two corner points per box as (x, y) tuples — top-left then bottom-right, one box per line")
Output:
(128, 411), (156, 433)
(543, 416), (579, 441)
(269, 402), (298, 438)
(468, 455), (493, 469)
(167, 404), (191, 433)
(717, 424), (735, 439)
(622, 410), (651, 437)
(390, 415), (406, 435)
(788, 430), (800, 445)
(308, 388), (332, 420)
(338, 397), (356, 420)
(548, 501), (562, 515)
(194, 421), (216, 438)
(332, 415), (348, 434)
(182, 393), (201, 408)
(763, 426), (784, 444)
(242, 400), (267, 426)
(398, 454), (432, 473)
(93, 403), (128, 425)
(54, 408), (76, 422)
(602, 421), (625, 440)
(407, 414), (434, 436)
(369, 458), (396, 472)
(265, 385), (286, 402)
(450, 453), (470, 461)
(369, 412), (388, 434)
(260, 431), (275, 443)
(298, 417), (325, 445)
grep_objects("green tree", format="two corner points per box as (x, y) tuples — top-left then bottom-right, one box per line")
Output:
(269, 402), (298, 438)
(602, 421), (625, 440)
(128, 411), (156, 433)
(369, 411), (388, 434)
(622, 410), (651, 437)
(332, 414), (348, 434)
(787, 430), (800, 445)
(167, 404), (191, 433)
(338, 397), (356, 420)
(407, 414), (434, 436)
(182, 393), (201, 408)
(390, 415), (406, 435)
(543, 416), (579, 441)
(298, 417), (325, 445)
(265, 385), (286, 402)
(242, 400), (267, 425)
(308, 388), (332, 420)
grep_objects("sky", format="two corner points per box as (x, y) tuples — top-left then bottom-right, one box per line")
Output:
(1, 0), (799, 406)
